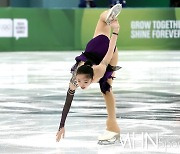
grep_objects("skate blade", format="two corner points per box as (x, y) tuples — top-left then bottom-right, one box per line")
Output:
(106, 12), (116, 25)
(98, 135), (120, 145)
(105, 4), (122, 25)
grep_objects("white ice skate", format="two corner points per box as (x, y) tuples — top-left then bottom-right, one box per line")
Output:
(105, 3), (122, 25)
(98, 130), (120, 145)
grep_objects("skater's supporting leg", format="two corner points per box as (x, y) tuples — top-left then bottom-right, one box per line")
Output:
(102, 90), (120, 133)
(102, 47), (120, 133)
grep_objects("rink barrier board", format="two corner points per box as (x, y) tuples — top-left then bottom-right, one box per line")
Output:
(0, 8), (179, 51)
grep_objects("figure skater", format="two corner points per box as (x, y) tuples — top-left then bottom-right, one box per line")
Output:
(56, 3), (122, 144)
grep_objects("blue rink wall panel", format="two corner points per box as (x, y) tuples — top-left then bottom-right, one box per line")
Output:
(0, 8), (179, 51)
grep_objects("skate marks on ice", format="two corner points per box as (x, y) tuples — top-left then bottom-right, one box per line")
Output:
(0, 115), (179, 154)
(0, 117), (119, 154)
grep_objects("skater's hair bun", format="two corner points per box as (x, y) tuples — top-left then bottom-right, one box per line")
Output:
(84, 60), (93, 67)
(76, 61), (94, 79)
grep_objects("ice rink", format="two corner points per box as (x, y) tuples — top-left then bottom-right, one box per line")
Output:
(0, 51), (180, 154)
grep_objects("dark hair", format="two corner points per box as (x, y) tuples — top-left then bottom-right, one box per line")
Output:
(76, 60), (94, 79)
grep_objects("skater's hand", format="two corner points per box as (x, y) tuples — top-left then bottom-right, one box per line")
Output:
(56, 127), (65, 142)
(110, 19), (120, 33)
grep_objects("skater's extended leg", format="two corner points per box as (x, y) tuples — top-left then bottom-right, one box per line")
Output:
(93, 3), (122, 38)
(93, 10), (111, 38)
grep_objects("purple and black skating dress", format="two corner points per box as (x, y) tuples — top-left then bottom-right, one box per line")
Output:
(71, 34), (121, 94)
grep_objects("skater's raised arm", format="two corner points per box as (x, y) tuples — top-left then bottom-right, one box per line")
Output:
(95, 20), (120, 78)
(102, 22), (119, 65)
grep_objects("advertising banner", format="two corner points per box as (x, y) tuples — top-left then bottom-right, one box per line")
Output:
(81, 8), (180, 50)
(0, 8), (75, 51)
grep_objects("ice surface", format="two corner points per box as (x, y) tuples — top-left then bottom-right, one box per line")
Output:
(0, 51), (179, 154)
